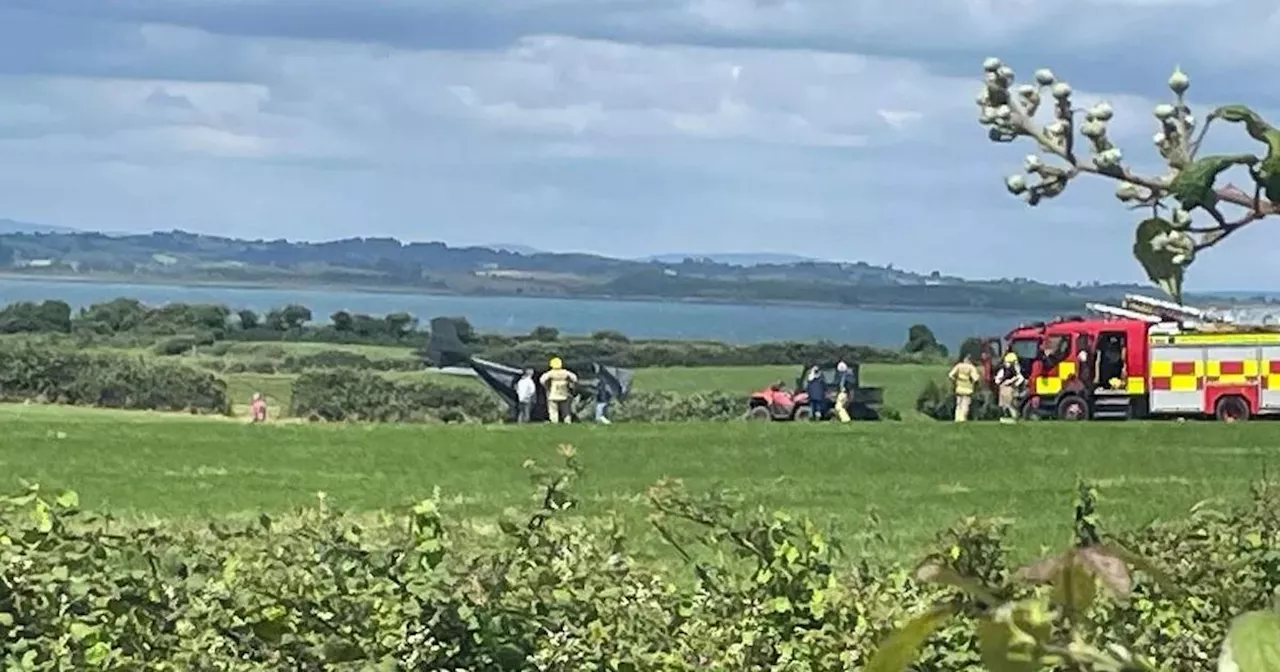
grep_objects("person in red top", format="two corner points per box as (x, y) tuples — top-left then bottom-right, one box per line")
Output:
(250, 392), (268, 423)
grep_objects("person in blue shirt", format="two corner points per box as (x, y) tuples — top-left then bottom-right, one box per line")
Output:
(594, 380), (613, 424)
(804, 366), (826, 420)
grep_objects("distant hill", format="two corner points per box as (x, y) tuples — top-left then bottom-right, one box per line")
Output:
(482, 243), (544, 255)
(0, 223), (1242, 312)
(0, 219), (79, 235)
(642, 252), (820, 266)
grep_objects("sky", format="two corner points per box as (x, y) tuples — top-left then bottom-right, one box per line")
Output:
(1, 1), (1279, 290)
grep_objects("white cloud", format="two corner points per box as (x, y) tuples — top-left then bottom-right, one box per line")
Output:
(0, 1), (1278, 290)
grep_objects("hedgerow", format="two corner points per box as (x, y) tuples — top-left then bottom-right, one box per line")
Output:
(0, 453), (1276, 669)
(288, 369), (902, 423)
(289, 369), (504, 423)
(0, 345), (229, 414)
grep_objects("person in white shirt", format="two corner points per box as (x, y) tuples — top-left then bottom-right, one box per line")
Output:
(515, 369), (537, 423)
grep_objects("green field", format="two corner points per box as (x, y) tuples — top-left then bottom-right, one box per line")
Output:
(223, 363), (940, 418)
(3, 403), (1273, 566)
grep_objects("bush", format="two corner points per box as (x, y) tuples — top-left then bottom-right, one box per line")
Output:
(0, 457), (1274, 669)
(915, 378), (1001, 421)
(609, 390), (747, 422)
(0, 345), (229, 414)
(289, 369), (504, 423)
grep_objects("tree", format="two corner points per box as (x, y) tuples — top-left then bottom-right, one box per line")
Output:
(265, 304), (312, 331)
(383, 312), (416, 338)
(237, 309), (260, 330)
(330, 310), (354, 332)
(528, 325), (560, 342)
(975, 58), (1280, 303)
(903, 324), (947, 358)
(591, 329), (630, 343)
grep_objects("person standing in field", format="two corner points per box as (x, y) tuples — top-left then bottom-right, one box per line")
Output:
(250, 392), (268, 423)
(515, 369), (536, 423)
(948, 354), (981, 422)
(833, 360), (853, 423)
(804, 366), (826, 420)
(539, 357), (578, 423)
(993, 352), (1025, 422)
(594, 380), (613, 424)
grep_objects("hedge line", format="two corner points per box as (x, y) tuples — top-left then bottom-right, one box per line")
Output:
(0, 345), (229, 414)
(0, 456), (1274, 669)
(288, 370), (756, 423)
(183, 341), (936, 373)
(288, 369), (902, 423)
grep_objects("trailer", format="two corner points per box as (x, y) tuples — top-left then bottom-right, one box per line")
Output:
(978, 295), (1280, 421)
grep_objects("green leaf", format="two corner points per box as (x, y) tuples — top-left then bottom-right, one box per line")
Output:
(913, 556), (1002, 605)
(322, 638), (366, 663)
(68, 622), (95, 642)
(1132, 217), (1186, 303)
(54, 490), (79, 510)
(864, 605), (958, 672)
(1221, 610), (1280, 672)
(1051, 555), (1096, 619)
(83, 642), (111, 667)
(1167, 154), (1257, 211)
(977, 613), (1046, 672)
(29, 500), (52, 534)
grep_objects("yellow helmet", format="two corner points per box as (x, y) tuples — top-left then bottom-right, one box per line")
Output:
(1003, 352), (1018, 363)
(549, 357), (563, 369)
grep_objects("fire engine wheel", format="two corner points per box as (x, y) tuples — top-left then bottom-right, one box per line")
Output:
(746, 406), (772, 421)
(1214, 395), (1251, 423)
(1056, 395), (1090, 421)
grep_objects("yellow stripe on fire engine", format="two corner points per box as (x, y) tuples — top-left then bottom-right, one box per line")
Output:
(1205, 359), (1260, 384)
(1126, 376), (1145, 393)
(1149, 359), (1203, 391)
(1034, 361), (1076, 395)
(1150, 333), (1280, 345)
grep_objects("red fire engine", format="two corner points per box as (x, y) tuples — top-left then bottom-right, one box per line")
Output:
(978, 294), (1280, 421)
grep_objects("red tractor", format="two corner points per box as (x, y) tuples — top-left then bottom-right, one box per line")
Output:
(746, 363), (884, 421)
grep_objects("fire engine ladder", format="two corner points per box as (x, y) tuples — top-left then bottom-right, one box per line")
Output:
(1083, 294), (1233, 328)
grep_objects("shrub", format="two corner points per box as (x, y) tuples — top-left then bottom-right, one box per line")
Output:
(289, 369), (503, 423)
(153, 335), (198, 356)
(609, 390), (747, 422)
(0, 345), (229, 414)
(915, 379), (1001, 421)
(0, 457), (1275, 669)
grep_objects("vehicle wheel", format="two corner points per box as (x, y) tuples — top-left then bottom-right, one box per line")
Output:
(1215, 395), (1251, 422)
(1019, 399), (1041, 421)
(793, 406), (814, 421)
(1056, 395), (1089, 421)
(746, 406), (771, 421)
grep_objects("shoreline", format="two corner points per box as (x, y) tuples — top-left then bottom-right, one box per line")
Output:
(0, 272), (1069, 316)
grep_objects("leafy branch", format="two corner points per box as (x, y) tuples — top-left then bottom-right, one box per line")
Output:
(975, 59), (1280, 303)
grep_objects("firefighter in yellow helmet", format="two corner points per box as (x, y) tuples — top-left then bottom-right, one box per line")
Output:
(947, 354), (981, 422)
(539, 356), (578, 423)
(993, 351), (1025, 422)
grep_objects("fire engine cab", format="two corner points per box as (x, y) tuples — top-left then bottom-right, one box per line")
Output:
(979, 294), (1280, 421)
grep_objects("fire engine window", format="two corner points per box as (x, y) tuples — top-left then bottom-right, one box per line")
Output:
(1045, 335), (1069, 355)
(1008, 338), (1040, 360)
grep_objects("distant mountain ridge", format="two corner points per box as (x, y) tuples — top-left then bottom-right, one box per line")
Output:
(0, 219), (79, 235)
(0, 222), (1235, 312)
(640, 252), (820, 266)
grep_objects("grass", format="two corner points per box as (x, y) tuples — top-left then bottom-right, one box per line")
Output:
(223, 363), (939, 419)
(3, 403), (1274, 566)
